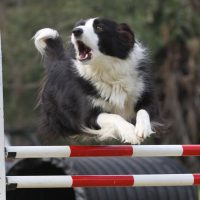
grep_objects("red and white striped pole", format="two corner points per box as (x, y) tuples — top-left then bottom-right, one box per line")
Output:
(6, 145), (200, 159)
(6, 174), (200, 188)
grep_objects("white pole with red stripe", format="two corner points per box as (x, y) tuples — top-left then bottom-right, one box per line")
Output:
(5, 145), (200, 159)
(6, 174), (200, 188)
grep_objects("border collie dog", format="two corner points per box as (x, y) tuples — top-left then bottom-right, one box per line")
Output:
(33, 17), (159, 144)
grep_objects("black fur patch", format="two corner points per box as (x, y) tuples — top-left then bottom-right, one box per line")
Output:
(93, 18), (135, 59)
(38, 36), (101, 137)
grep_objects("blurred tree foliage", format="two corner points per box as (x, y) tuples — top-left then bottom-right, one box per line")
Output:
(0, 0), (200, 165)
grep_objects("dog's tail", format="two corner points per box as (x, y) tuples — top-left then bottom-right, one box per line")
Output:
(33, 28), (66, 60)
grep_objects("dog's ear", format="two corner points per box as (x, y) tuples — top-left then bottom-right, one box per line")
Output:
(118, 23), (135, 47)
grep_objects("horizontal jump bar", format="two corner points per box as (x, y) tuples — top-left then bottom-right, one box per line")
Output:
(6, 174), (200, 189)
(5, 145), (200, 159)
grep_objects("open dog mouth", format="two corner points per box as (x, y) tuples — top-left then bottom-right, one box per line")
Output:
(76, 41), (92, 62)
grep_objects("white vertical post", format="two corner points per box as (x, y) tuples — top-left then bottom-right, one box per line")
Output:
(0, 34), (6, 200)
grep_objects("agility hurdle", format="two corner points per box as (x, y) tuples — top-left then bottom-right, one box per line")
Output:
(4, 144), (200, 190)
(6, 174), (200, 188)
(5, 145), (200, 159)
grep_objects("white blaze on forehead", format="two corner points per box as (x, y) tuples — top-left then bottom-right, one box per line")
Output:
(80, 18), (99, 50)
(71, 18), (99, 51)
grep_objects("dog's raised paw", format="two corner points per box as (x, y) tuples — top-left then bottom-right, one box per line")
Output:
(116, 122), (141, 144)
(135, 109), (155, 139)
(33, 28), (59, 55)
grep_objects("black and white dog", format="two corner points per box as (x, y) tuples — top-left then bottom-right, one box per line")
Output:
(33, 17), (159, 144)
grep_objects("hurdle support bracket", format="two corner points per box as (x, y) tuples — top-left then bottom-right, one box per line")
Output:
(0, 34), (6, 200)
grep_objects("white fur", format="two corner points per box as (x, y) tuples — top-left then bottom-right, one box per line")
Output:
(78, 18), (99, 50)
(84, 113), (142, 144)
(84, 109), (154, 144)
(135, 109), (154, 139)
(33, 28), (59, 55)
(74, 43), (145, 121)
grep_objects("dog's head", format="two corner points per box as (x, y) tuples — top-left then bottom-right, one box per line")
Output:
(71, 17), (135, 63)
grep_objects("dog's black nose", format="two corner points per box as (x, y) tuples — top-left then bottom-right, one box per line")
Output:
(72, 28), (83, 37)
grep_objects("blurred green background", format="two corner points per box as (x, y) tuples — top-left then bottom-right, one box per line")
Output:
(0, 0), (200, 177)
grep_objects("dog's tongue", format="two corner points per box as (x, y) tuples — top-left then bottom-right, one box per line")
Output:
(79, 51), (91, 61)
(80, 51), (88, 60)
(77, 41), (92, 61)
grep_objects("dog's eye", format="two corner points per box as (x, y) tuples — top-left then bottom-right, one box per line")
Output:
(96, 25), (104, 32)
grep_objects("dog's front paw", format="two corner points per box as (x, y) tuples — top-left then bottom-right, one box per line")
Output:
(135, 109), (155, 139)
(96, 113), (142, 144)
(116, 122), (142, 144)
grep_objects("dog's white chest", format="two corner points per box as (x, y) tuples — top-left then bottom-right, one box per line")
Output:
(74, 51), (144, 121)
(91, 78), (141, 121)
